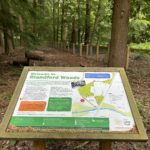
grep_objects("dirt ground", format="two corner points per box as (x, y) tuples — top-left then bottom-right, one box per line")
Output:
(0, 47), (149, 150)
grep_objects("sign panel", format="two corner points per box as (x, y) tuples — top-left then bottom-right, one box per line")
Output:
(10, 71), (135, 131)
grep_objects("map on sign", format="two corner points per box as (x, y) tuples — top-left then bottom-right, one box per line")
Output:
(10, 71), (135, 131)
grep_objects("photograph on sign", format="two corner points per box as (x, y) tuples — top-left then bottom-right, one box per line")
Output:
(8, 71), (135, 132)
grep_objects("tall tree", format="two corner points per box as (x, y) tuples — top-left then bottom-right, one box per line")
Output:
(61, 0), (65, 42)
(0, 0), (14, 54)
(71, 17), (77, 44)
(32, 0), (37, 33)
(0, 31), (4, 48)
(90, 0), (101, 45)
(84, 0), (91, 45)
(108, 0), (131, 68)
(3, 28), (14, 55)
(56, 0), (60, 42)
(77, 0), (81, 44)
(52, 0), (56, 41)
(18, 15), (24, 46)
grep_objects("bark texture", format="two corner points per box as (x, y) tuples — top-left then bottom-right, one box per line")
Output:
(3, 28), (14, 55)
(108, 0), (131, 68)
(84, 0), (91, 45)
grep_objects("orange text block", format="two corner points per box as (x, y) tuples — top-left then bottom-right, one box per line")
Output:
(18, 101), (46, 111)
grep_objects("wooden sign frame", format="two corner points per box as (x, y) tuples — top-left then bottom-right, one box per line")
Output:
(0, 67), (148, 141)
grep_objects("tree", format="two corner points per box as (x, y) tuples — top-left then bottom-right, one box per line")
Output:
(90, 0), (101, 44)
(129, 0), (150, 43)
(61, 0), (65, 42)
(56, 0), (60, 42)
(18, 15), (24, 46)
(0, 31), (4, 48)
(71, 17), (77, 44)
(32, 0), (37, 34)
(108, 0), (131, 68)
(77, 0), (81, 44)
(84, 0), (91, 45)
(52, 0), (56, 42)
(0, 0), (14, 54)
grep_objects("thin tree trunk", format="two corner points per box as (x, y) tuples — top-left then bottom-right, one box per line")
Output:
(33, 0), (37, 33)
(52, 0), (56, 41)
(0, 31), (4, 54)
(89, 0), (101, 55)
(3, 28), (14, 55)
(77, 0), (81, 44)
(90, 0), (101, 45)
(108, 0), (131, 68)
(3, 29), (9, 54)
(0, 31), (4, 48)
(10, 30), (15, 49)
(63, 25), (68, 43)
(61, 0), (65, 42)
(71, 17), (77, 44)
(84, 0), (91, 45)
(56, 0), (60, 42)
(19, 15), (24, 46)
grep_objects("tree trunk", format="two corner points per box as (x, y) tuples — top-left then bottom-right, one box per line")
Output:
(52, 0), (56, 41)
(0, 31), (4, 48)
(61, 0), (65, 42)
(77, 0), (81, 44)
(33, 0), (37, 33)
(108, 0), (131, 68)
(56, 0), (60, 42)
(90, 0), (101, 45)
(19, 15), (24, 46)
(10, 30), (15, 49)
(71, 17), (77, 44)
(3, 28), (14, 55)
(84, 0), (91, 45)
(63, 25), (68, 43)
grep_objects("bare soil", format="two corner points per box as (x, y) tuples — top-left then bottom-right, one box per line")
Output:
(0, 47), (149, 150)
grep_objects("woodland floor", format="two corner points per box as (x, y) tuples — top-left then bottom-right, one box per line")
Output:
(0, 47), (149, 150)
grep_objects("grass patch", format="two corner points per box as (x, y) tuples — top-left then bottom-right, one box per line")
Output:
(129, 42), (150, 50)
(129, 43), (150, 58)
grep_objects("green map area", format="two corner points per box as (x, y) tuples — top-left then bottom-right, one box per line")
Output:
(76, 73), (132, 118)
(78, 75), (114, 106)
(78, 82), (104, 105)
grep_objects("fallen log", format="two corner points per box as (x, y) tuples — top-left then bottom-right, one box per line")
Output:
(25, 50), (45, 60)
(25, 50), (45, 65)
(13, 57), (28, 66)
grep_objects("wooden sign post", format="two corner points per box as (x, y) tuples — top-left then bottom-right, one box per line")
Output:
(0, 67), (148, 150)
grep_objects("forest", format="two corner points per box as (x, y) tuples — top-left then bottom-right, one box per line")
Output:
(0, 0), (149, 52)
(0, 0), (150, 150)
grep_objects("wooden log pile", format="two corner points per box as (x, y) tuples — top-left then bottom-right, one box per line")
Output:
(12, 50), (46, 66)
(25, 50), (45, 65)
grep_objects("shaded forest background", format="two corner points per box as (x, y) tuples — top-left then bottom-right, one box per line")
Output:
(0, 0), (150, 54)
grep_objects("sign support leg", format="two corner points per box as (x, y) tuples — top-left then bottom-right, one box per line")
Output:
(33, 140), (45, 150)
(100, 141), (112, 150)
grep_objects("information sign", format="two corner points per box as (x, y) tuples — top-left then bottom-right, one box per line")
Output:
(10, 71), (135, 131)
(0, 67), (147, 142)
